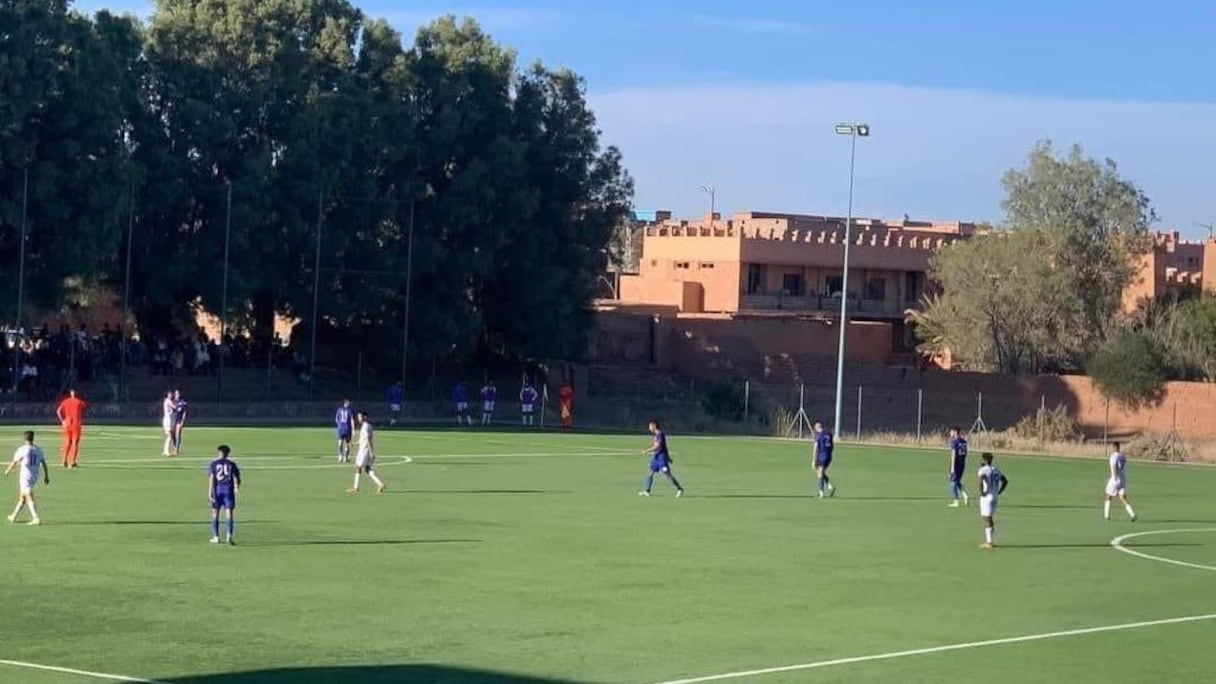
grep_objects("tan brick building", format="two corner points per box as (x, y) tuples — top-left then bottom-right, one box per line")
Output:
(619, 210), (976, 318)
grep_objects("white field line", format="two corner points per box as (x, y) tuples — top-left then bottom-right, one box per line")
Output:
(1110, 527), (1216, 573)
(0, 658), (167, 683)
(648, 613), (1216, 684)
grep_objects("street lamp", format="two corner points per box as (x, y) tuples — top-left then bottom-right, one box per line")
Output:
(699, 184), (716, 227)
(832, 122), (869, 439)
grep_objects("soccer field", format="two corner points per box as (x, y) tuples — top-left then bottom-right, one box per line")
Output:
(2, 426), (1215, 684)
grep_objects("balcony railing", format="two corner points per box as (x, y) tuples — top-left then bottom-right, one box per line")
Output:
(740, 294), (913, 317)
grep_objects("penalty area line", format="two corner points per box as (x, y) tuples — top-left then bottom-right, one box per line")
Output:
(0, 658), (168, 684)
(647, 613), (1216, 684)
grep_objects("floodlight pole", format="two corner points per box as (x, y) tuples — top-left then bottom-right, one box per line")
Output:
(832, 123), (868, 438)
(11, 167), (29, 400)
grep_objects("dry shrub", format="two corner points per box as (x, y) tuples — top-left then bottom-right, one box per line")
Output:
(1010, 404), (1083, 443)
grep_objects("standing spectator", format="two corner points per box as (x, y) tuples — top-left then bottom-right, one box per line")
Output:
(559, 380), (574, 431)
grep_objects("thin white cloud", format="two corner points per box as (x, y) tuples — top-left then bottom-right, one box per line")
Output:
(691, 14), (813, 35)
(377, 7), (560, 33)
(589, 81), (1216, 235)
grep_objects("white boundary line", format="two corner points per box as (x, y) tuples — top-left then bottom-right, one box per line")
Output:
(86, 455), (414, 470)
(0, 658), (167, 683)
(1110, 527), (1216, 573)
(647, 613), (1216, 684)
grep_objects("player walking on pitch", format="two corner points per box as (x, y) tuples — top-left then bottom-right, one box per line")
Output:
(348, 411), (386, 494)
(978, 452), (1009, 549)
(1104, 442), (1137, 521)
(639, 419), (684, 498)
(208, 445), (241, 545)
(812, 421), (836, 498)
(6, 431), (49, 525)
(947, 426), (970, 507)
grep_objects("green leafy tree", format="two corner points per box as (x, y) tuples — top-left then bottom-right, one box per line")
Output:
(0, 2), (143, 321)
(1002, 141), (1154, 345)
(916, 141), (1154, 373)
(1087, 332), (1168, 408)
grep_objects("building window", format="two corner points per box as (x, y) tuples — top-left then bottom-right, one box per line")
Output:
(865, 278), (886, 300)
(782, 273), (805, 297)
(675, 261), (690, 269)
(826, 275), (844, 297)
(905, 272), (922, 302)
(747, 264), (763, 295)
(699, 262), (715, 269)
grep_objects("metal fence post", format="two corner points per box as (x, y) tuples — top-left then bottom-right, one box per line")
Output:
(743, 380), (750, 424)
(916, 388), (923, 443)
(855, 385), (862, 439)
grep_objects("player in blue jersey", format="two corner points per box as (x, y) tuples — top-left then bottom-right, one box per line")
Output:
(947, 426), (970, 508)
(812, 421), (836, 498)
(387, 382), (405, 426)
(480, 381), (498, 426)
(171, 390), (188, 455)
(208, 444), (242, 545)
(639, 419), (684, 498)
(452, 382), (472, 426)
(334, 399), (355, 463)
(978, 452), (1009, 549)
(520, 382), (538, 427)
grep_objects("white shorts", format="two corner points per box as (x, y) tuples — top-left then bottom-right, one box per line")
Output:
(980, 495), (997, 517)
(19, 475), (37, 495)
(162, 417), (174, 432)
(1105, 478), (1126, 497)
(522, 404), (534, 414)
(389, 404), (403, 413)
(483, 401), (496, 413)
(356, 449), (374, 469)
(456, 402), (469, 413)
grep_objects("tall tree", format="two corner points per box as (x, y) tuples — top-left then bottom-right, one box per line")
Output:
(1001, 141), (1154, 344)
(915, 141), (1154, 373)
(0, 1), (143, 321)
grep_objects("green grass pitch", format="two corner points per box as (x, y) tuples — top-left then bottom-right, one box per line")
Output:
(2, 425), (1216, 683)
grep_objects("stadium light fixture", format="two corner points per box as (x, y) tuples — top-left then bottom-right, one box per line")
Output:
(831, 123), (870, 439)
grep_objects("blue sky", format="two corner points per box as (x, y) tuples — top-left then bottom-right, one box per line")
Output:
(79, 0), (1216, 235)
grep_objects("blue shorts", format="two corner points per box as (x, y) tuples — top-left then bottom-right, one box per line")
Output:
(337, 429), (352, 442)
(949, 467), (965, 483)
(650, 458), (671, 473)
(816, 456), (833, 469)
(212, 490), (236, 510)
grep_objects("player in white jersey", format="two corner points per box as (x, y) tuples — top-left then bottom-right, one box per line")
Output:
(977, 452), (1009, 550)
(162, 391), (177, 456)
(347, 411), (386, 494)
(1103, 442), (1137, 521)
(5, 431), (50, 525)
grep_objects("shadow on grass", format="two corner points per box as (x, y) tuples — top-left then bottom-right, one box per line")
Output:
(384, 489), (568, 496)
(1003, 504), (1093, 510)
(160, 665), (593, 683)
(260, 539), (483, 547)
(57, 520), (279, 526)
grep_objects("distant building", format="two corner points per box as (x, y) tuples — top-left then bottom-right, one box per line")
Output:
(1122, 231), (1216, 311)
(618, 210), (976, 319)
